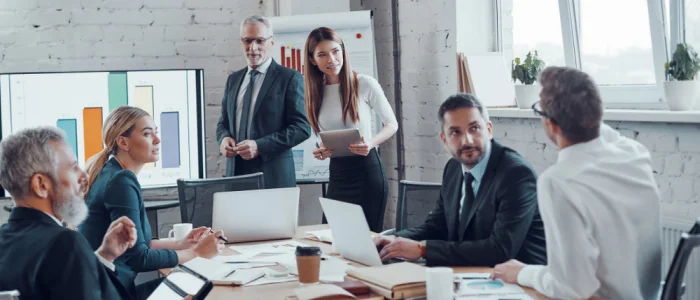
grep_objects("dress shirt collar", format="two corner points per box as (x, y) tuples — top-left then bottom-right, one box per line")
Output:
(247, 57), (273, 75)
(557, 135), (606, 163)
(41, 210), (63, 226)
(461, 142), (492, 183)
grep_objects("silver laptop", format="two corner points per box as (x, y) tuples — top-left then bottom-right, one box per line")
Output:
(212, 187), (299, 243)
(319, 197), (384, 266)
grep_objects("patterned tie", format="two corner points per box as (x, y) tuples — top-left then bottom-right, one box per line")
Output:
(238, 69), (259, 141)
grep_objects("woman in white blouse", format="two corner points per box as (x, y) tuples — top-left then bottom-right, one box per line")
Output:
(303, 27), (398, 232)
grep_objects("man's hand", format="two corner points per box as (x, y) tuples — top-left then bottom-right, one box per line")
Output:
(490, 259), (526, 284)
(97, 216), (137, 262)
(220, 137), (237, 157)
(373, 234), (396, 248)
(378, 237), (422, 261)
(234, 140), (259, 160)
(348, 137), (373, 156)
(193, 230), (226, 259)
(176, 226), (209, 250)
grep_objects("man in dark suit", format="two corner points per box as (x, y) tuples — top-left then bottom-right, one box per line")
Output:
(375, 93), (547, 267)
(0, 127), (137, 300)
(216, 15), (311, 188)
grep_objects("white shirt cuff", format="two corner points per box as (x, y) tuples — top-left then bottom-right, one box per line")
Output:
(517, 265), (543, 288)
(94, 251), (116, 272)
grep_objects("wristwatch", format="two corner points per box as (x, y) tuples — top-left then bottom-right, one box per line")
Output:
(418, 240), (427, 258)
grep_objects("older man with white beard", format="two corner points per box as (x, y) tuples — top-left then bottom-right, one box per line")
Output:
(0, 127), (138, 300)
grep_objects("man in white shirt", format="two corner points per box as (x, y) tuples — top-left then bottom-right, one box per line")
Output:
(0, 127), (138, 299)
(491, 66), (663, 300)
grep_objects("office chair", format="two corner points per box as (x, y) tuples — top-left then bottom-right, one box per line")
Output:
(0, 290), (19, 300)
(660, 218), (700, 300)
(176, 172), (264, 228)
(381, 180), (442, 235)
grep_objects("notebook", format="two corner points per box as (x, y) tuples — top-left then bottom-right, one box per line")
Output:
(183, 257), (265, 285)
(345, 262), (427, 299)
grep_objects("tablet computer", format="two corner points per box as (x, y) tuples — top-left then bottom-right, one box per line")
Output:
(148, 264), (213, 300)
(319, 128), (362, 157)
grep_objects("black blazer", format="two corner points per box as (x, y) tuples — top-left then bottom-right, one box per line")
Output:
(395, 140), (547, 267)
(0, 207), (132, 300)
(216, 59), (311, 188)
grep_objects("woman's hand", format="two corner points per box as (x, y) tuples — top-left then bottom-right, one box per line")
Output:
(176, 226), (208, 250)
(313, 144), (332, 160)
(349, 137), (374, 156)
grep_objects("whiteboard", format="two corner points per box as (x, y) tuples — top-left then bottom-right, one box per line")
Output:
(465, 53), (517, 108)
(270, 10), (379, 182)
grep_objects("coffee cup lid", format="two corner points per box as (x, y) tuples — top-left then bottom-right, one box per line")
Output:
(295, 246), (321, 256)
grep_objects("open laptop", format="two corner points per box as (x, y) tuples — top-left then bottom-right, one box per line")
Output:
(212, 187), (299, 243)
(320, 197), (404, 266)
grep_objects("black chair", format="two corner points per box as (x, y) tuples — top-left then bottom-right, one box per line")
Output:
(380, 180), (441, 235)
(661, 218), (700, 300)
(176, 172), (264, 228)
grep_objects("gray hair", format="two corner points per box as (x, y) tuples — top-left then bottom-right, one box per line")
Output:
(0, 127), (64, 199)
(240, 15), (274, 36)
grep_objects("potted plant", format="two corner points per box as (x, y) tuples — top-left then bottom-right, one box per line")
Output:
(664, 43), (700, 111)
(512, 51), (545, 109)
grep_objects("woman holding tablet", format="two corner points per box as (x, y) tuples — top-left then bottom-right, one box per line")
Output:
(303, 27), (398, 232)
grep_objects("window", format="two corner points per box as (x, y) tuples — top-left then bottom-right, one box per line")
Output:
(687, 0), (700, 50)
(511, 0), (566, 68)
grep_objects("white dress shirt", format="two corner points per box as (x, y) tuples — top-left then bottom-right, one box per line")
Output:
(236, 57), (274, 139)
(317, 74), (398, 142)
(41, 211), (116, 272)
(517, 123), (662, 300)
(459, 148), (491, 221)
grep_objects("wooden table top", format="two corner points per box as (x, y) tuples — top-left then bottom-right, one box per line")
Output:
(160, 224), (549, 300)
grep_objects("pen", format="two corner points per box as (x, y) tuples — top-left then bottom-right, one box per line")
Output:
(210, 228), (229, 243)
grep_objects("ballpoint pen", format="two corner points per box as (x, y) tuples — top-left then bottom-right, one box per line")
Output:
(209, 228), (229, 243)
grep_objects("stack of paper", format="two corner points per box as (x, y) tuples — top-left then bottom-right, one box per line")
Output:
(345, 262), (426, 299)
(454, 273), (531, 299)
(304, 229), (334, 243)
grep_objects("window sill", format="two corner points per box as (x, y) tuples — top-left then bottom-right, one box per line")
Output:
(489, 108), (700, 124)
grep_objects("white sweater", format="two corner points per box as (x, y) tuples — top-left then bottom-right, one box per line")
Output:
(317, 74), (398, 141)
(517, 124), (663, 300)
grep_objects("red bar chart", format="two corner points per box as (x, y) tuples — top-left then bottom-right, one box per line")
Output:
(280, 46), (304, 75)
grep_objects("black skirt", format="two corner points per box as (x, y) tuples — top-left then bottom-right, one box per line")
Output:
(325, 148), (388, 232)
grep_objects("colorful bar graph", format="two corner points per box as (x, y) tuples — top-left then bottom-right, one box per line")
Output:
(160, 112), (181, 168)
(57, 119), (78, 158)
(108, 72), (128, 112)
(83, 107), (104, 162)
(134, 86), (155, 168)
(280, 46), (304, 74)
(280, 46), (286, 68)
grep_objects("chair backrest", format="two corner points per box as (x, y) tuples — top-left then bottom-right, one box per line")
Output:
(176, 172), (264, 227)
(661, 225), (700, 300)
(396, 180), (442, 231)
(689, 217), (700, 234)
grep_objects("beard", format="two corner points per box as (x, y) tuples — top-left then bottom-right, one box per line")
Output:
(52, 185), (88, 228)
(453, 144), (486, 168)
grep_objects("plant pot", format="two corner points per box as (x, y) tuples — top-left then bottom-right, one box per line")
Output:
(514, 84), (541, 109)
(664, 80), (700, 111)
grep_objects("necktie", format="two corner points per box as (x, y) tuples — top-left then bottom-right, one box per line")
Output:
(238, 69), (259, 141)
(459, 172), (475, 223)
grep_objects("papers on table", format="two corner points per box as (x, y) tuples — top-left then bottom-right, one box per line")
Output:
(304, 229), (333, 243)
(229, 240), (310, 256)
(454, 273), (530, 299)
(261, 253), (350, 283)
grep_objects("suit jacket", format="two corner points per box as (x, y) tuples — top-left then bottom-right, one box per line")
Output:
(79, 157), (178, 295)
(0, 207), (132, 300)
(395, 140), (547, 267)
(216, 59), (311, 188)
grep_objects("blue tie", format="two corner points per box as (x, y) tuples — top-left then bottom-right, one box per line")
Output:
(238, 70), (259, 141)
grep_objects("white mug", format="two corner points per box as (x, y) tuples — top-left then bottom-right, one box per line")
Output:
(426, 267), (454, 300)
(168, 223), (193, 240)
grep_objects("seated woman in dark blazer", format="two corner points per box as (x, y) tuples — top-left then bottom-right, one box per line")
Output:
(78, 106), (224, 300)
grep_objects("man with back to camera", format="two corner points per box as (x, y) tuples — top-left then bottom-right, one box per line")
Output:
(374, 93), (547, 267)
(491, 67), (663, 300)
(216, 15), (311, 188)
(0, 126), (137, 300)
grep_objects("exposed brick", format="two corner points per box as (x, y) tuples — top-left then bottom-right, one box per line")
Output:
(670, 178), (694, 202)
(678, 126), (700, 152)
(71, 25), (104, 42)
(192, 9), (233, 25)
(27, 10), (71, 27)
(37, 0), (82, 10)
(153, 10), (193, 25)
(102, 0), (144, 9)
(4, 45), (50, 61)
(144, 57), (186, 69)
(1, 0), (38, 10)
(143, 26), (166, 41)
(214, 39), (239, 57)
(664, 153), (684, 176)
(133, 41), (175, 57)
(0, 12), (27, 27)
(80, 0), (103, 9)
(72, 10), (112, 25)
(102, 25), (143, 41)
(175, 42), (215, 57)
(686, 156), (700, 176)
(144, 0), (185, 9)
(50, 43), (95, 59)
(0, 30), (16, 45)
(110, 10), (153, 25)
(93, 41), (134, 57)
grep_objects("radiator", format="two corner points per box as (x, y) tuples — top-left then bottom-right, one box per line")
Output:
(662, 219), (700, 300)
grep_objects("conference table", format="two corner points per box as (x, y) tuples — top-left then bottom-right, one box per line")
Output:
(160, 224), (548, 300)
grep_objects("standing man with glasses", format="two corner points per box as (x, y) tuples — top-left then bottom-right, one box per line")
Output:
(216, 15), (311, 188)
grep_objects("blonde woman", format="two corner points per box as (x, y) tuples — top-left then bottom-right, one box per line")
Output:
(77, 106), (223, 300)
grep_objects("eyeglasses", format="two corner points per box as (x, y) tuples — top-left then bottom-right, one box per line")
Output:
(531, 101), (556, 122)
(240, 36), (273, 45)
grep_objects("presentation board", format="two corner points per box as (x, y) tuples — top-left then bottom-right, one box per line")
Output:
(270, 10), (378, 182)
(0, 70), (206, 189)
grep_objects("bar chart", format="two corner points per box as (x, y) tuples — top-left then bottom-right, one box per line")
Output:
(280, 45), (304, 74)
(0, 70), (204, 188)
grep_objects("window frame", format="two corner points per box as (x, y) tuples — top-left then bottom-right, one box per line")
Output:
(499, 0), (689, 110)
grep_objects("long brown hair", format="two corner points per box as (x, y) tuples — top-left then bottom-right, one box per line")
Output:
(303, 27), (359, 134)
(84, 106), (149, 196)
